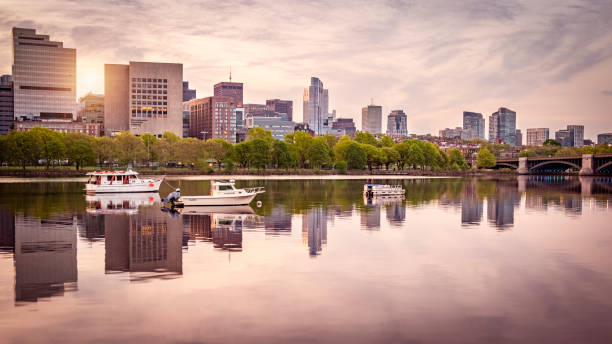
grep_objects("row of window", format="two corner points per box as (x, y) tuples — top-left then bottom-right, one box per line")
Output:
(132, 95), (168, 100)
(132, 101), (168, 106)
(132, 78), (167, 83)
(132, 83), (168, 89)
(132, 89), (167, 94)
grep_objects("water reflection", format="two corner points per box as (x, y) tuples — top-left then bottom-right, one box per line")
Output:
(302, 207), (327, 256)
(14, 213), (78, 303)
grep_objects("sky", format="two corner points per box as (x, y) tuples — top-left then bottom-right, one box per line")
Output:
(0, 0), (611, 139)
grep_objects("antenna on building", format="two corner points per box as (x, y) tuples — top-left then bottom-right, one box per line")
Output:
(229, 65), (232, 82)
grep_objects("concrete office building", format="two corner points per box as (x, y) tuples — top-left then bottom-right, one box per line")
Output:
(332, 118), (357, 137)
(555, 129), (573, 147)
(214, 81), (243, 106)
(266, 99), (293, 121)
(0, 75), (13, 134)
(78, 93), (104, 124)
(15, 117), (101, 136)
(232, 107), (245, 143)
(516, 129), (523, 146)
(12, 28), (76, 121)
(189, 96), (233, 141)
(488, 107), (517, 146)
(463, 111), (485, 139)
(526, 128), (549, 146)
(303, 77), (329, 136)
(567, 125), (584, 147)
(386, 110), (408, 137)
(362, 104), (382, 134)
(104, 62), (183, 137)
(598, 133), (612, 145)
(182, 101), (191, 138)
(245, 116), (295, 141)
(243, 103), (267, 116)
(182, 81), (196, 102)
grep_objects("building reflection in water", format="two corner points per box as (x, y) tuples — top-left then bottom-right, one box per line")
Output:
(302, 207), (327, 257)
(461, 180), (483, 226)
(0, 206), (15, 253)
(487, 181), (519, 229)
(385, 202), (406, 226)
(264, 205), (292, 236)
(104, 206), (182, 281)
(361, 204), (381, 230)
(14, 213), (78, 302)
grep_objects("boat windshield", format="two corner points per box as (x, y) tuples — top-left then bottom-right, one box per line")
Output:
(218, 185), (234, 191)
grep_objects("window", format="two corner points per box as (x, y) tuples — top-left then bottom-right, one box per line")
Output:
(163, 79), (167, 83)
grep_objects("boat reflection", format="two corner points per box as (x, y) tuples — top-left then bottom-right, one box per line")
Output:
(86, 193), (160, 215)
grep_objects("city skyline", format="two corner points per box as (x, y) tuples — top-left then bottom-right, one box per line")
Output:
(0, 1), (611, 139)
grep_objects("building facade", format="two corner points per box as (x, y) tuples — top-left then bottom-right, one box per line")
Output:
(243, 103), (267, 116)
(15, 118), (101, 136)
(182, 101), (191, 138)
(567, 125), (584, 147)
(488, 107), (517, 146)
(0, 76), (13, 134)
(598, 133), (612, 145)
(266, 99), (293, 122)
(214, 82), (243, 106)
(104, 62), (183, 137)
(12, 28), (76, 122)
(526, 128), (549, 146)
(77, 93), (104, 125)
(555, 129), (572, 147)
(386, 110), (408, 137)
(245, 116), (295, 141)
(182, 81), (196, 102)
(462, 111), (485, 139)
(189, 96), (233, 141)
(332, 118), (357, 137)
(303, 77), (328, 136)
(362, 104), (382, 134)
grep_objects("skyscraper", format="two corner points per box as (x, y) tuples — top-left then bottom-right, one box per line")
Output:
(555, 129), (572, 147)
(526, 128), (549, 146)
(386, 110), (408, 137)
(104, 62), (183, 137)
(515, 129), (523, 146)
(462, 111), (485, 140)
(266, 99), (293, 121)
(362, 104), (382, 134)
(12, 28), (76, 121)
(182, 81), (196, 102)
(303, 77), (329, 135)
(488, 107), (517, 146)
(0, 75), (13, 134)
(214, 81), (243, 106)
(78, 93), (104, 123)
(567, 125), (584, 147)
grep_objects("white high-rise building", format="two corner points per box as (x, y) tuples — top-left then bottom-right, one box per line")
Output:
(362, 104), (382, 134)
(12, 28), (76, 120)
(303, 77), (328, 135)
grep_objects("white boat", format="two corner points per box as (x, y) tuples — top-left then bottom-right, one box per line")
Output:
(85, 193), (160, 215)
(178, 180), (264, 206)
(85, 169), (163, 194)
(363, 184), (405, 198)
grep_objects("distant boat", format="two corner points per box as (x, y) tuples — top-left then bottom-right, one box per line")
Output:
(85, 169), (163, 194)
(363, 184), (405, 198)
(175, 180), (264, 207)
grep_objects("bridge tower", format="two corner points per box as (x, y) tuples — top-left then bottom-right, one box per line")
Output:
(518, 157), (529, 175)
(579, 154), (594, 175)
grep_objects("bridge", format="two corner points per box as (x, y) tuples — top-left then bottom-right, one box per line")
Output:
(493, 154), (612, 175)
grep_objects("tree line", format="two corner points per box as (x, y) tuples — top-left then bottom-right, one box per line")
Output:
(0, 127), (482, 172)
(518, 139), (612, 157)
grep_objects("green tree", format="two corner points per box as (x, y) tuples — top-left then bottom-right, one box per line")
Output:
(248, 138), (270, 170)
(63, 133), (96, 170)
(292, 131), (313, 167)
(6, 131), (37, 170)
(407, 141), (425, 169)
(204, 138), (232, 169)
(93, 136), (117, 167)
(345, 142), (366, 170)
(477, 148), (496, 168)
(232, 141), (251, 169)
(308, 138), (332, 169)
(247, 127), (274, 144)
(27, 127), (65, 168)
(361, 144), (383, 171)
(140, 133), (158, 164)
(447, 149), (468, 170)
(354, 132), (377, 146)
(393, 141), (410, 170)
(379, 135), (395, 148)
(176, 138), (204, 167)
(332, 135), (353, 162)
(114, 131), (147, 165)
(382, 146), (400, 170)
(271, 140), (294, 169)
(543, 139), (561, 147)
(0, 135), (8, 165)
(335, 160), (347, 174)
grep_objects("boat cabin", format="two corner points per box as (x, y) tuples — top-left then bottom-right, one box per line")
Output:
(87, 170), (140, 185)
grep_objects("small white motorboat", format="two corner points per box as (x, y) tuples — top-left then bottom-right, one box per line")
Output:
(177, 180), (264, 207)
(85, 169), (163, 194)
(363, 184), (405, 198)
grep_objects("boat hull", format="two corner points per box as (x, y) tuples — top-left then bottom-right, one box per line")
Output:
(179, 193), (257, 206)
(85, 180), (162, 194)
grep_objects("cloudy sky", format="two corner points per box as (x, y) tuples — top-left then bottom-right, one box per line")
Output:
(1, 0), (611, 139)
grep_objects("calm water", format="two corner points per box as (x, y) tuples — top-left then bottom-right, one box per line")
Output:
(0, 176), (611, 343)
